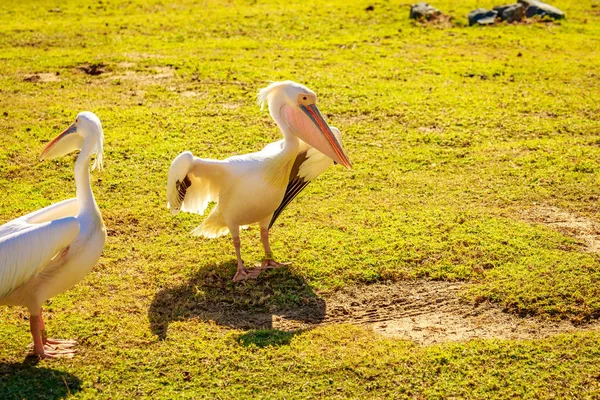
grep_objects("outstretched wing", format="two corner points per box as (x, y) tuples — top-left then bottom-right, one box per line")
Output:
(0, 216), (79, 299)
(268, 127), (342, 229)
(166, 151), (226, 215)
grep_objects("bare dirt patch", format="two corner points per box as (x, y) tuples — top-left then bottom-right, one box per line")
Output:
(23, 73), (60, 83)
(163, 279), (600, 346)
(118, 62), (136, 68)
(180, 91), (200, 98)
(277, 281), (600, 345)
(524, 206), (600, 252)
(152, 66), (175, 79)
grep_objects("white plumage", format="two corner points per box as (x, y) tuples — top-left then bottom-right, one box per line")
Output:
(0, 206), (79, 299)
(167, 81), (351, 281)
(0, 111), (106, 358)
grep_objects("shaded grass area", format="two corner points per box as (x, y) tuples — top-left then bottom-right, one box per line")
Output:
(2, 325), (600, 398)
(0, 0), (600, 397)
(0, 361), (82, 400)
(148, 264), (326, 338)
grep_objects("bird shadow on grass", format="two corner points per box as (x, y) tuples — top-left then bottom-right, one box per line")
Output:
(236, 329), (303, 347)
(148, 261), (325, 346)
(0, 359), (82, 400)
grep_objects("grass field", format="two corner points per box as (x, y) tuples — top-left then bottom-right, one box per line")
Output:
(1, 0), (600, 398)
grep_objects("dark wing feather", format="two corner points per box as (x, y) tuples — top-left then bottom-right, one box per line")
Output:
(267, 127), (341, 229)
(268, 150), (310, 229)
(269, 177), (310, 229)
(176, 175), (192, 203)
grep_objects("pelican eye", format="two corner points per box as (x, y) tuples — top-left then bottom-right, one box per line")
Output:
(76, 119), (79, 123)
(303, 96), (307, 100)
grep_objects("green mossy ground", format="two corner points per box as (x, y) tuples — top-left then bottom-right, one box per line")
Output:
(1, 0), (599, 398)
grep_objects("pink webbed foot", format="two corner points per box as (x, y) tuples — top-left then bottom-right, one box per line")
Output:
(34, 349), (77, 359)
(46, 338), (77, 348)
(232, 266), (264, 282)
(28, 338), (77, 350)
(260, 252), (291, 269)
(36, 330), (78, 348)
(28, 316), (78, 359)
(28, 344), (77, 359)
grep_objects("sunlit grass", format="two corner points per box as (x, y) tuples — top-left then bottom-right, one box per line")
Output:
(0, 0), (599, 397)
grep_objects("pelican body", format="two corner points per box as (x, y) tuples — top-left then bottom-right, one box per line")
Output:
(0, 112), (106, 358)
(167, 81), (351, 281)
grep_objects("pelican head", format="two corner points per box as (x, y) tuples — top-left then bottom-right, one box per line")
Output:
(258, 81), (352, 169)
(40, 111), (104, 170)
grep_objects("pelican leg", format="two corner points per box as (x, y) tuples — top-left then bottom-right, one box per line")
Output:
(231, 230), (261, 282)
(260, 227), (289, 269)
(28, 313), (76, 359)
(29, 315), (45, 357)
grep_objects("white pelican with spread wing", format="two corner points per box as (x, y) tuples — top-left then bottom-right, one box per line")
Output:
(167, 81), (352, 282)
(0, 112), (106, 358)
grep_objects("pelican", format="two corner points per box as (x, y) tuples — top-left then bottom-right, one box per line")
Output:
(0, 112), (106, 358)
(167, 80), (352, 282)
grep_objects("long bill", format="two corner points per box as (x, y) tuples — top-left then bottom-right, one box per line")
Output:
(40, 123), (82, 161)
(299, 104), (352, 169)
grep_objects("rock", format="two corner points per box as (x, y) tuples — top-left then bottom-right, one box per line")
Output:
(493, 4), (512, 15)
(518, 0), (565, 19)
(493, 3), (525, 22)
(468, 8), (498, 25)
(410, 3), (441, 19)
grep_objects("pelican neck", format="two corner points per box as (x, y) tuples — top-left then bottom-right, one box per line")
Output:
(272, 105), (300, 155)
(74, 153), (98, 215)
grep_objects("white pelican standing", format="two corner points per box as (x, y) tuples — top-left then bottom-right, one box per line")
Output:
(167, 81), (352, 282)
(0, 112), (106, 358)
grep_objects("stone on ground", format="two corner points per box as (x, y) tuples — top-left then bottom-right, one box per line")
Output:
(410, 3), (442, 19)
(468, 8), (499, 25)
(518, 0), (565, 19)
(493, 3), (525, 22)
